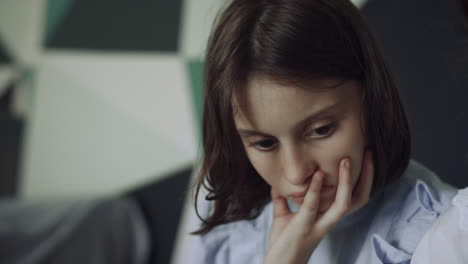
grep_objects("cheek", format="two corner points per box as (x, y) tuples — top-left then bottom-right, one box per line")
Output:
(316, 124), (366, 186)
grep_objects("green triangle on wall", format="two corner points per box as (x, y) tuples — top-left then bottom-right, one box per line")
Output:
(186, 59), (204, 136)
(45, 0), (76, 44)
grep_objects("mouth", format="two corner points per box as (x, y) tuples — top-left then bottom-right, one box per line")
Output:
(289, 190), (308, 199)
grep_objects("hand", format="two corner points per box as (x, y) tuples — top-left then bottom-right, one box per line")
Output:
(264, 150), (374, 264)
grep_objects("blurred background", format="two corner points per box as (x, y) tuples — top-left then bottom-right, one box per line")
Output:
(0, 0), (467, 263)
(0, 0), (211, 199)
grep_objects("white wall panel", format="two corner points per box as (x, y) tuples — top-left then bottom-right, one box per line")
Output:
(21, 52), (198, 198)
(180, 0), (227, 58)
(0, 0), (44, 64)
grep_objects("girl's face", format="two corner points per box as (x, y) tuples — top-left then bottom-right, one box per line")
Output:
(233, 77), (367, 213)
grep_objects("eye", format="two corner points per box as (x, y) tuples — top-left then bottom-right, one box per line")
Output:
(250, 138), (278, 151)
(308, 122), (336, 138)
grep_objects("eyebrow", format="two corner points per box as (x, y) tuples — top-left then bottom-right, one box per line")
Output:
(237, 102), (340, 138)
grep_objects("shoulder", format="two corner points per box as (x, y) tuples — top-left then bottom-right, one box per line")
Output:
(385, 159), (456, 219)
(190, 202), (273, 264)
(370, 159), (457, 263)
(411, 187), (468, 263)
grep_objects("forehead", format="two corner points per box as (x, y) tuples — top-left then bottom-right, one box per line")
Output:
(233, 77), (361, 132)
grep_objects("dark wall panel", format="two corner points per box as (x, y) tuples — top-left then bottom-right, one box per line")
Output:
(127, 166), (192, 264)
(362, 0), (468, 187)
(45, 0), (184, 52)
(0, 36), (13, 63)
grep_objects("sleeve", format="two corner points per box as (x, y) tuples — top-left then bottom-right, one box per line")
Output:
(410, 187), (468, 264)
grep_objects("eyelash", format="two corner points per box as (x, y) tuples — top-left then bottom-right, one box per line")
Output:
(249, 122), (337, 152)
(249, 138), (278, 151)
(307, 122), (337, 138)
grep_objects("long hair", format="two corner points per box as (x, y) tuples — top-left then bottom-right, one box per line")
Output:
(193, 0), (410, 234)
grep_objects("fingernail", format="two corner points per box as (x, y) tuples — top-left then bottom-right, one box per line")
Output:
(343, 159), (349, 168)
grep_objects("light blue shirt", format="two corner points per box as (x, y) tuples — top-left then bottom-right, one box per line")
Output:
(411, 187), (468, 263)
(190, 160), (456, 263)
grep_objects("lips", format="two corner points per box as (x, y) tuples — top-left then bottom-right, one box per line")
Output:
(287, 180), (337, 211)
(288, 185), (336, 200)
(289, 190), (308, 198)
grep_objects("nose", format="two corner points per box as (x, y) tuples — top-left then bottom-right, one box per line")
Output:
(281, 143), (316, 185)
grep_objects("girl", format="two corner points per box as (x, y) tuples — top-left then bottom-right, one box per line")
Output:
(190, 0), (457, 263)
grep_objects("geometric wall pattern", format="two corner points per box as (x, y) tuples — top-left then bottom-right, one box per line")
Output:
(21, 53), (198, 197)
(0, 0), (228, 198)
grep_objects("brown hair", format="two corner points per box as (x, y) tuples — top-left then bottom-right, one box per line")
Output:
(193, 0), (410, 234)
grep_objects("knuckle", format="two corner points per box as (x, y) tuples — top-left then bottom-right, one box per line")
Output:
(305, 204), (318, 214)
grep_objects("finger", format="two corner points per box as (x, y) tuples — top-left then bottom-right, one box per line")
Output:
(299, 170), (324, 220)
(271, 188), (291, 218)
(351, 150), (374, 210)
(316, 158), (352, 230)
